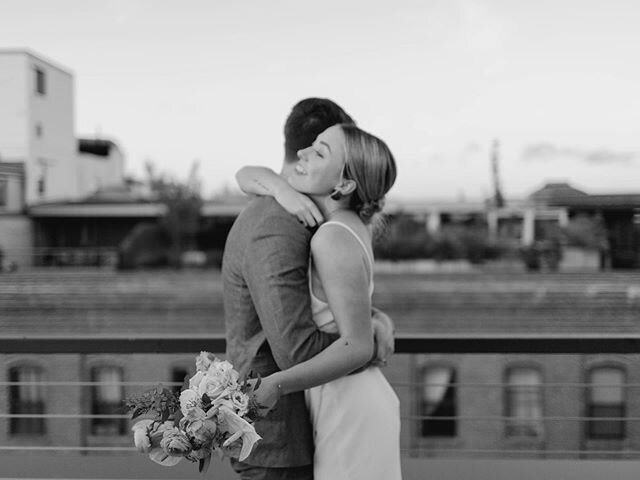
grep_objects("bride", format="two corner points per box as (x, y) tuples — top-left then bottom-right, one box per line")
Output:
(236, 123), (401, 480)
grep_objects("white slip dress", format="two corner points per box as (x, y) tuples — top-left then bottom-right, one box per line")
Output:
(305, 221), (402, 480)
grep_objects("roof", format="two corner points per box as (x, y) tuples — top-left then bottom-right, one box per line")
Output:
(0, 48), (74, 76)
(28, 202), (166, 217)
(78, 138), (119, 157)
(0, 162), (25, 177)
(546, 194), (640, 209)
(529, 183), (588, 205)
(1, 270), (639, 336)
(528, 183), (640, 209)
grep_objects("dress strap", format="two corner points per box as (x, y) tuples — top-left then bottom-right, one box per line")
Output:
(318, 221), (374, 291)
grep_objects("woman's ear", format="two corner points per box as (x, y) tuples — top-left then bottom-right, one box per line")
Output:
(330, 179), (356, 200)
(339, 179), (357, 196)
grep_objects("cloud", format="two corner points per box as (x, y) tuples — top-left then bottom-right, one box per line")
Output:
(522, 142), (638, 164)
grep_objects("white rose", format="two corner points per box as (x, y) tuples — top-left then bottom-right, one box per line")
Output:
(196, 352), (216, 372)
(209, 361), (239, 389)
(131, 419), (153, 453)
(198, 374), (226, 399)
(180, 389), (201, 416)
(188, 371), (205, 391)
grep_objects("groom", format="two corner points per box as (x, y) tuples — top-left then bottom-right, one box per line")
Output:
(222, 98), (393, 480)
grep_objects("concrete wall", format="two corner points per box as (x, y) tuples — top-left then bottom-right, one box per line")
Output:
(77, 147), (125, 197)
(0, 53), (28, 161)
(0, 169), (24, 213)
(27, 53), (76, 204)
(0, 215), (32, 268)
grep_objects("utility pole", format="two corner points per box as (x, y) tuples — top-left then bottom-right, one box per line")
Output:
(491, 139), (505, 208)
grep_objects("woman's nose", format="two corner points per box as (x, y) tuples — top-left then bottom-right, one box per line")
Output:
(297, 148), (307, 160)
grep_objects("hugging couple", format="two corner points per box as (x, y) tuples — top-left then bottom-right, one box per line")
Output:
(223, 97), (401, 480)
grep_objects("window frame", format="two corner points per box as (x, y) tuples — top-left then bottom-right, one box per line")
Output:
(503, 364), (545, 439)
(34, 67), (46, 95)
(585, 364), (626, 440)
(8, 364), (47, 436)
(89, 364), (127, 437)
(418, 363), (458, 438)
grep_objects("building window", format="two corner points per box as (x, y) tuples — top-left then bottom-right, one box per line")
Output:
(0, 175), (7, 207)
(171, 367), (189, 395)
(9, 366), (46, 435)
(420, 365), (457, 437)
(35, 123), (43, 138)
(35, 67), (46, 95)
(37, 161), (47, 197)
(586, 366), (626, 439)
(505, 367), (544, 438)
(90, 366), (126, 436)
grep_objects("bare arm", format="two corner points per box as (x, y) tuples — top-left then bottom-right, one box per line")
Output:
(236, 166), (324, 227)
(236, 166), (288, 197)
(255, 226), (373, 408)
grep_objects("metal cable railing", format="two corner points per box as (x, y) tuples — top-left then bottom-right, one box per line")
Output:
(2, 334), (640, 461)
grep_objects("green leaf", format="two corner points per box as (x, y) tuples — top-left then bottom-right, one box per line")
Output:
(173, 408), (183, 427)
(132, 407), (147, 419)
(199, 456), (211, 476)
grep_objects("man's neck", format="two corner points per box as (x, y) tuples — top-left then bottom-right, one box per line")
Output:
(280, 161), (295, 177)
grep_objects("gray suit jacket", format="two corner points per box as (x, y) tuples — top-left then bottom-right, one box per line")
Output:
(222, 196), (337, 468)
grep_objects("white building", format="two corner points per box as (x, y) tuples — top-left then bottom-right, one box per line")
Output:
(0, 49), (125, 268)
(0, 49), (78, 205)
(77, 139), (125, 197)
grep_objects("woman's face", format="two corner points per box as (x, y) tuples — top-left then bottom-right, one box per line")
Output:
(288, 125), (346, 196)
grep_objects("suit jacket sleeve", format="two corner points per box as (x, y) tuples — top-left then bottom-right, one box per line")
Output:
(244, 210), (338, 370)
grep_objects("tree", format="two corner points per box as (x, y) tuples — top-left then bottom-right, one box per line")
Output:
(146, 161), (203, 267)
(117, 161), (203, 270)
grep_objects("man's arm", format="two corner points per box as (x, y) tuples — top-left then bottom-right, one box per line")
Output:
(244, 210), (337, 370)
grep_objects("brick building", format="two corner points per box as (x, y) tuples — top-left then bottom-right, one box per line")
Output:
(2, 270), (639, 459)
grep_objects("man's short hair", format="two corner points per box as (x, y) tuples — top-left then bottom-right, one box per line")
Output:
(283, 98), (354, 163)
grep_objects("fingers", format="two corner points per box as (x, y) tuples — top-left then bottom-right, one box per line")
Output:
(307, 202), (324, 226)
(297, 207), (323, 228)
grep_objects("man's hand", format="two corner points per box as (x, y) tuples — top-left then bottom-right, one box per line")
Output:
(371, 308), (395, 366)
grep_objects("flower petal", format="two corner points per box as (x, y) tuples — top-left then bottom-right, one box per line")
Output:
(148, 448), (183, 466)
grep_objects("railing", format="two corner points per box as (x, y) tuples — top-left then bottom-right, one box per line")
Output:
(30, 247), (119, 267)
(2, 334), (640, 479)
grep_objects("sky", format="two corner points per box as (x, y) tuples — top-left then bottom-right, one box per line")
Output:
(1, 0), (640, 201)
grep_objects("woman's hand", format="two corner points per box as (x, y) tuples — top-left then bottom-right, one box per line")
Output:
(371, 308), (395, 366)
(274, 185), (324, 228)
(252, 376), (282, 415)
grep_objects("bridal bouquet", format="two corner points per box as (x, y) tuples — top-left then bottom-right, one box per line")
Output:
(126, 352), (262, 474)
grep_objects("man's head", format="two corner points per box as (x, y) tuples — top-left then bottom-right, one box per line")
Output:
(283, 98), (354, 165)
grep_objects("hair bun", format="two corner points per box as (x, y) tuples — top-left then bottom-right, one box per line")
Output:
(358, 197), (385, 222)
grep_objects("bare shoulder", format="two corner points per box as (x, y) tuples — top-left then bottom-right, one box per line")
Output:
(310, 218), (372, 270)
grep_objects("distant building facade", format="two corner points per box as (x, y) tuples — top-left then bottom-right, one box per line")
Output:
(0, 49), (77, 204)
(77, 139), (125, 198)
(0, 49), (124, 268)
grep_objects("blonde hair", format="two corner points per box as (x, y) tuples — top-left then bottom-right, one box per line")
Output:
(340, 124), (397, 224)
